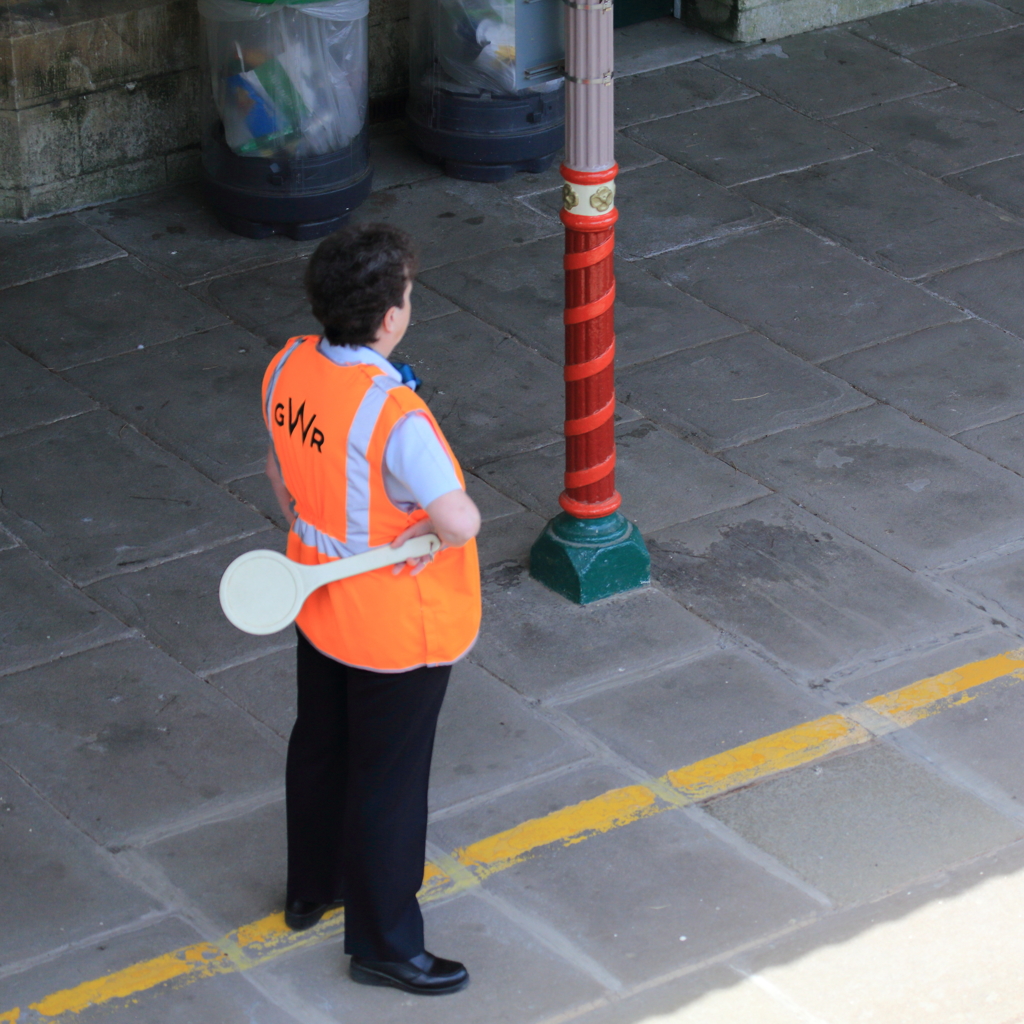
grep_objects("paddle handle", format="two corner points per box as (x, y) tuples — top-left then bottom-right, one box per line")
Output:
(299, 534), (443, 594)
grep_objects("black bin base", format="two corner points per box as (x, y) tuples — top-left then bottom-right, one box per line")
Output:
(203, 133), (373, 240)
(408, 86), (564, 183)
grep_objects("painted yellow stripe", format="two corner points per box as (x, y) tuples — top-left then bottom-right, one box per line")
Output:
(9, 648), (1024, 1022)
(28, 943), (232, 1017)
(454, 783), (663, 878)
(865, 649), (1024, 726)
(666, 714), (871, 801)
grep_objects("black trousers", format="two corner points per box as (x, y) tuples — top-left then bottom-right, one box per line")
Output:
(286, 629), (451, 961)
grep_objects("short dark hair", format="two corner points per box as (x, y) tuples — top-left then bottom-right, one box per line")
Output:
(304, 223), (418, 348)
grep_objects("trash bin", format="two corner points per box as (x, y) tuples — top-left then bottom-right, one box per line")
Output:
(407, 0), (565, 182)
(198, 0), (373, 240)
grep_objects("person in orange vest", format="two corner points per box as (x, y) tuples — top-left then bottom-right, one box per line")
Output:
(262, 224), (481, 995)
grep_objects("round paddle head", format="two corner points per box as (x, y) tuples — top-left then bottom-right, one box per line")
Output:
(219, 549), (306, 635)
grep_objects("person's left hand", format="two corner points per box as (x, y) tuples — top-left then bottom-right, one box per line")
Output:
(390, 518), (444, 576)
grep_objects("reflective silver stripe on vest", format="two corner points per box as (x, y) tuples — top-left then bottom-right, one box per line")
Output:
(292, 516), (358, 559)
(264, 336), (305, 433)
(344, 375), (404, 554)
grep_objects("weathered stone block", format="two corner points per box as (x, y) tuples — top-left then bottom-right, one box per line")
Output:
(4, 1), (198, 109)
(79, 70), (199, 173)
(685, 0), (916, 42)
(20, 155), (170, 218)
(369, 0), (410, 101)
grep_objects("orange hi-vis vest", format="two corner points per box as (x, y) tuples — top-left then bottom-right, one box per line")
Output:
(262, 336), (481, 671)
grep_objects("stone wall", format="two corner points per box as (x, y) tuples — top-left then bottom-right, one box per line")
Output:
(684, 0), (914, 42)
(1, 1), (200, 219)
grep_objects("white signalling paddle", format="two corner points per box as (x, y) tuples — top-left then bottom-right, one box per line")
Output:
(219, 534), (442, 635)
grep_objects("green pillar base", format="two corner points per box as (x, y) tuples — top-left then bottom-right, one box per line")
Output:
(529, 511), (651, 605)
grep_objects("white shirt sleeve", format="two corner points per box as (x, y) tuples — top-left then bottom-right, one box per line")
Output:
(383, 412), (462, 511)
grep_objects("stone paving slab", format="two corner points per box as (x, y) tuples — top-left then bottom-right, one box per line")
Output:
(393, 312), (564, 468)
(84, 532), (288, 678)
(648, 494), (975, 679)
(613, 62), (755, 129)
(823, 318), (1024, 435)
(465, 472), (526, 522)
(704, 29), (948, 118)
(421, 234), (743, 369)
(142, 799), (286, 931)
(579, 964), (807, 1024)
(471, 569), (720, 700)
(829, 630), (1023, 704)
(849, 0), (1022, 53)
(206, 648), (295, 743)
(351, 178), (557, 272)
(912, 26), (1024, 111)
(830, 86), (1024, 178)
(625, 95), (868, 188)
(368, 125), (443, 192)
(1, 257), (229, 371)
(726, 838), (1024, 1024)
(0, 411), (268, 585)
(950, 548), (1024, 633)
(706, 742), (1023, 906)
(0, 216), (124, 290)
(0, 341), (95, 438)
(0, 761), (158, 965)
(738, 153), (1024, 279)
(926, 248), (1024, 338)
(190, 256), (309, 334)
(75, 184), (312, 285)
(0, 915), (299, 1024)
(252, 893), (604, 1024)
(956, 413), (1024, 476)
(559, 648), (831, 776)
(650, 221), (964, 363)
(946, 153), (1024, 219)
(433, 765), (820, 987)
(475, 509), (548, 568)
(227, 472), (291, 534)
(619, 332), (871, 451)
(431, 660), (590, 811)
(726, 404), (1024, 569)
(476, 420), (768, 534)
(65, 323), (272, 483)
(0, 639), (284, 845)
(0, 546), (131, 677)
(533, 161), (770, 261)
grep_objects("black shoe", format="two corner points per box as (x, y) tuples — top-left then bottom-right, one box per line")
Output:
(284, 896), (344, 931)
(349, 951), (468, 995)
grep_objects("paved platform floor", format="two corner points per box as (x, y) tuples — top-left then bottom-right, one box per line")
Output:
(5, 2), (1024, 1020)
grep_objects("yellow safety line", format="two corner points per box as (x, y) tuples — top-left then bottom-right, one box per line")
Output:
(666, 714), (871, 800)
(9, 647), (1024, 1021)
(865, 650), (1024, 726)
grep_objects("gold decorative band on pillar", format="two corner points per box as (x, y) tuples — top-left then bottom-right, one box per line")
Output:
(560, 163), (617, 223)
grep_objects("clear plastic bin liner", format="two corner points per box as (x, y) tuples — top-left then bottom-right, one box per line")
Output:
(436, 0), (515, 93)
(426, 0), (561, 96)
(199, 0), (369, 158)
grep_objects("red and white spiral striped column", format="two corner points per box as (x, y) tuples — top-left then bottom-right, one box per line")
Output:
(560, 0), (618, 518)
(529, 0), (650, 603)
